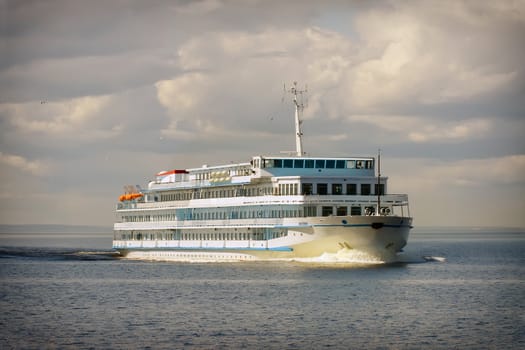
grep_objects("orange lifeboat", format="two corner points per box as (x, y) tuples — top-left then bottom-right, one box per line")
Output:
(119, 192), (143, 202)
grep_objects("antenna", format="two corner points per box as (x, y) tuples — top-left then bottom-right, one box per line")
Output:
(286, 81), (307, 156)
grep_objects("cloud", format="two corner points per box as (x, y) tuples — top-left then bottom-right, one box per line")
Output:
(154, 27), (355, 140)
(408, 119), (491, 143)
(441, 155), (525, 186)
(348, 115), (492, 143)
(389, 155), (525, 192)
(156, 73), (210, 116)
(0, 152), (49, 176)
(155, 72), (236, 140)
(2, 95), (118, 139)
(346, 3), (521, 110)
(0, 52), (178, 103)
(173, 0), (223, 15)
(154, 2), (523, 142)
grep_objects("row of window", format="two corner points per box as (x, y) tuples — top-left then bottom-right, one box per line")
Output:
(193, 167), (252, 181)
(158, 186), (273, 201)
(120, 207), (309, 222)
(302, 183), (384, 196)
(115, 229), (286, 241)
(155, 183), (384, 202)
(118, 204), (389, 223)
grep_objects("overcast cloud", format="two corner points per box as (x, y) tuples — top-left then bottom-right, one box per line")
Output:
(1, 0), (524, 227)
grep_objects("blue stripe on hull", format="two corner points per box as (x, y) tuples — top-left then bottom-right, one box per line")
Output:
(114, 246), (293, 252)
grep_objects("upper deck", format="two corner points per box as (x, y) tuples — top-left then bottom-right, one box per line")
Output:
(147, 155), (377, 191)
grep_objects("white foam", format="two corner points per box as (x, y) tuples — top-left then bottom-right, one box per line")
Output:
(423, 256), (447, 263)
(292, 248), (396, 264)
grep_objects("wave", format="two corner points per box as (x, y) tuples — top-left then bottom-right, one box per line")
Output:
(393, 252), (447, 264)
(423, 256), (447, 263)
(0, 247), (120, 261)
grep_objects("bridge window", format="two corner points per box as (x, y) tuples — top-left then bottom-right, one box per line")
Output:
(317, 183), (328, 195)
(326, 160), (335, 168)
(336, 160), (345, 169)
(315, 159), (325, 168)
(305, 159), (314, 168)
(274, 159), (282, 168)
(283, 159), (294, 168)
(294, 159), (304, 168)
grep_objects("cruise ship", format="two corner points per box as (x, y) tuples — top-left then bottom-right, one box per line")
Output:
(113, 83), (413, 261)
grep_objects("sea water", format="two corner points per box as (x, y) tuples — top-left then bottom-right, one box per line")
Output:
(0, 228), (524, 349)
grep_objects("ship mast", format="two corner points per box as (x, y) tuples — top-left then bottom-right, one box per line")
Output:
(288, 81), (307, 156)
(376, 149), (381, 216)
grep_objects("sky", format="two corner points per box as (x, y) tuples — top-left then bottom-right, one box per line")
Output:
(0, 0), (524, 228)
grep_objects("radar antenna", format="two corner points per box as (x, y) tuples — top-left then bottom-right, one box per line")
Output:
(285, 81), (307, 156)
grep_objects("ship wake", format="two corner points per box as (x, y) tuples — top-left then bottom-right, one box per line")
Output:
(121, 248), (399, 264)
(0, 247), (119, 261)
(291, 248), (398, 264)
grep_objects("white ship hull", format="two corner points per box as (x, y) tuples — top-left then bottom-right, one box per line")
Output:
(113, 215), (411, 261)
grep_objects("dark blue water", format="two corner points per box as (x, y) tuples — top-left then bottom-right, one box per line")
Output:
(1, 229), (524, 349)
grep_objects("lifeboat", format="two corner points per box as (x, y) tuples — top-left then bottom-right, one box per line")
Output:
(119, 192), (143, 202)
